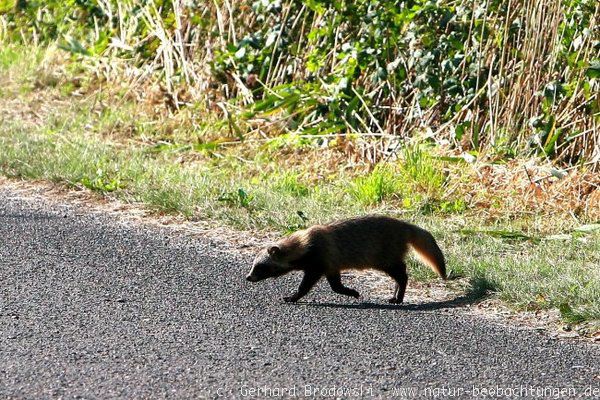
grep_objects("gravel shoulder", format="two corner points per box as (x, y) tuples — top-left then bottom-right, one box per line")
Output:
(1, 185), (599, 399)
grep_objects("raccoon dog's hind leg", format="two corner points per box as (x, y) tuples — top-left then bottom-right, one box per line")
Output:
(326, 272), (360, 299)
(385, 262), (408, 304)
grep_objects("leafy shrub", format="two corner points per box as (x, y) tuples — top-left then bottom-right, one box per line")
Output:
(1, 0), (598, 165)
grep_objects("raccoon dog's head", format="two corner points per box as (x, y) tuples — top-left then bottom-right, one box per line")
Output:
(246, 245), (290, 282)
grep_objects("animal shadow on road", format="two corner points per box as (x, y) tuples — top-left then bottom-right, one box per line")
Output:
(301, 296), (471, 311)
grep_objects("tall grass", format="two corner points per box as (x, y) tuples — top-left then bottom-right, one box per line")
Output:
(0, 0), (598, 166)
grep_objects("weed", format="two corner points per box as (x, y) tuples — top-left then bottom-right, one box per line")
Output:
(218, 188), (254, 210)
(272, 172), (310, 197)
(400, 146), (446, 197)
(80, 169), (123, 193)
(348, 166), (402, 205)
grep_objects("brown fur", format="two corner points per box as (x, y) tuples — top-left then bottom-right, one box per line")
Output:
(246, 215), (446, 303)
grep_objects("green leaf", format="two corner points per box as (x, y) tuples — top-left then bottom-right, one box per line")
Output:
(192, 141), (220, 152)
(459, 228), (533, 241)
(434, 156), (467, 163)
(235, 47), (246, 59)
(558, 303), (585, 324)
(585, 61), (600, 79)
(304, 0), (326, 13)
(91, 32), (109, 55)
(58, 36), (90, 56)
(0, 0), (16, 14)
(543, 128), (561, 156)
(544, 234), (572, 241)
(573, 224), (600, 233)
(345, 96), (360, 120)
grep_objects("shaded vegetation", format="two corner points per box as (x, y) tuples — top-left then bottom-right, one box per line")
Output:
(1, 0), (598, 165)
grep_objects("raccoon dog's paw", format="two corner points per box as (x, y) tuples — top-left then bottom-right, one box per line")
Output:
(347, 289), (360, 298)
(388, 297), (403, 304)
(283, 296), (299, 303)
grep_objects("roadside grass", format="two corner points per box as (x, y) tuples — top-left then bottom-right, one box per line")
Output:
(1, 45), (599, 324)
(349, 166), (402, 206)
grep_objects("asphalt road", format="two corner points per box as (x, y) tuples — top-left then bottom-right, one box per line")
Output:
(1, 188), (599, 399)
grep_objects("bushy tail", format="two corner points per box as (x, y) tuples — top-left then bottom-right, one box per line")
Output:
(407, 226), (447, 280)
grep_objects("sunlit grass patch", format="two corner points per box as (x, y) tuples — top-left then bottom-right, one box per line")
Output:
(346, 149), (459, 213)
(400, 145), (446, 196)
(271, 171), (311, 198)
(348, 165), (403, 205)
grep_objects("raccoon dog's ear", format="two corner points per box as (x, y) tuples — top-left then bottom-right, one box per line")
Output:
(267, 245), (281, 257)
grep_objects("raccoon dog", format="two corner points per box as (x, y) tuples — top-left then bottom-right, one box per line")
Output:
(246, 215), (446, 303)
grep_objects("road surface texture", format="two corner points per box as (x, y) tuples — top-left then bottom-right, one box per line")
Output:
(0, 187), (598, 399)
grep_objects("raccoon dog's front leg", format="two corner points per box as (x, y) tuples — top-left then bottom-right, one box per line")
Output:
(326, 272), (360, 298)
(283, 271), (322, 303)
